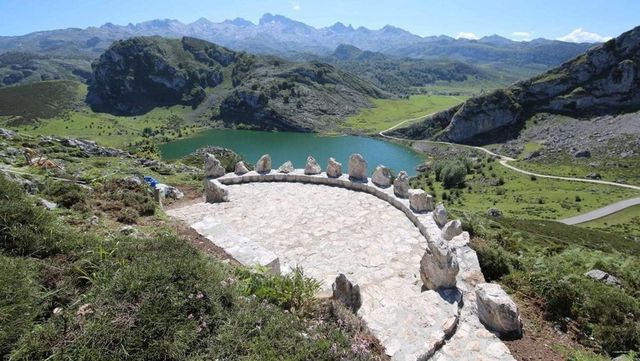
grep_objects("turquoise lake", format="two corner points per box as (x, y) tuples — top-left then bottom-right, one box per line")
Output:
(160, 129), (424, 176)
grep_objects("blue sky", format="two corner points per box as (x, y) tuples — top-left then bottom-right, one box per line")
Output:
(0, 0), (638, 41)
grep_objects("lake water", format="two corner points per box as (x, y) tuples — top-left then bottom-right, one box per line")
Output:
(160, 129), (424, 176)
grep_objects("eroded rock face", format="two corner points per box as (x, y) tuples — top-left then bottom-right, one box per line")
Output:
(476, 283), (523, 339)
(420, 239), (459, 290)
(204, 153), (226, 178)
(278, 160), (295, 173)
(409, 189), (433, 212)
(393, 171), (410, 198)
(235, 161), (249, 175)
(304, 156), (321, 175)
(204, 179), (229, 203)
(441, 220), (463, 241)
(371, 165), (392, 187)
(332, 273), (362, 313)
(327, 157), (343, 178)
(255, 154), (272, 173)
(348, 153), (367, 181)
(433, 203), (448, 227)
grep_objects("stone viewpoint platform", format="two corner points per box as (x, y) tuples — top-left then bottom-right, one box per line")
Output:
(167, 154), (519, 360)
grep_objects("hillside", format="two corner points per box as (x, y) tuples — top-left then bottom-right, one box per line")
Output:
(0, 52), (91, 87)
(87, 36), (386, 131)
(392, 26), (640, 144)
(0, 14), (594, 71)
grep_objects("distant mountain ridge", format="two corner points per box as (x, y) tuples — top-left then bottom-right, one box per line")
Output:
(391, 26), (640, 143)
(0, 13), (595, 68)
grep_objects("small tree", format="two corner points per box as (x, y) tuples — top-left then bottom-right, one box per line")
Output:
(441, 161), (468, 189)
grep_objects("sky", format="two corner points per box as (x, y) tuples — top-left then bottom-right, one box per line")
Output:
(0, 0), (638, 42)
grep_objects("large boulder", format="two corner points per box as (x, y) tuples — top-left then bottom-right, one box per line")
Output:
(204, 179), (229, 203)
(255, 154), (272, 173)
(420, 239), (459, 290)
(278, 160), (295, 173)
(393, 171), (410, 198)
(409, 189), (433, 212)
(332, 274), (362, 313)
(304, 156), (321, 175)
(371, 165), (392, 187)
(348, 153), (367, 181)
(441, 220), (463, 241)
(204, 153), (226, 178)
(327, 157), (343, 178)
(235, 161), (249, 175)
(433, 203), (448, 227)
(476, 283), (523, 339)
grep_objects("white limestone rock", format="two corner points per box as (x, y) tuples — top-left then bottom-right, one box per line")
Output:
(204, 179), (229, 203)
(278, 160), (295, 173)
(304, 156), (321, 175)
(409, 189), (433, 212)
(235, 161), (249, 175)
(393, 171), (409, 198)
(420, 239), (459, 290)
(256, 154), (272, 173)
(433, 203), (448, 227)
(476, 283), (523, 338)
(371, 165), (392, 187)
(348, 153), (367, 181)
(441, 219), (463, 241)
(327, 157), (343, 178)
(332, 273), (362, 313)
(204, 153), (225, 178)
(584, 269), (622, 287)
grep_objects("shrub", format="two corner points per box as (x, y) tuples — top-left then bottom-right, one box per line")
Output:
(42, 180), (88, 209)
(441, 161), (467, 188)
(0, 176), (63, 256)
(473, 241), (514, 281)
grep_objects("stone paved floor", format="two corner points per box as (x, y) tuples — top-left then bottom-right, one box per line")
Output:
(168, 182), (459, 360)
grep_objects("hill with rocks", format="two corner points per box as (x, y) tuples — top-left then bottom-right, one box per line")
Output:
(87, 36), (388, 131)
(392, 26), (640, 144)
(0, 52), (91, 87)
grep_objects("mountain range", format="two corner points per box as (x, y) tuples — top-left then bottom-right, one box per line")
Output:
(0, 13), (595, 68)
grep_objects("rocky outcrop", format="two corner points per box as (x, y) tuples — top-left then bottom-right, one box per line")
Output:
(392, 26), (640, 143)
(420, 239), (459, 290)
(433, 203), (448, 227)
(476, 283), (523, 339)
(204, 153), (226, 178)
(304, 156), (321, 175)
(371, 165), (391, 187)
(332, 273), (362, 313)
(584, 269), (622, 287)
(348, 153), (367, 181)
(326, 157), (342, 178)
(393, 171), (409, 198)
(255, 154), (272, 173)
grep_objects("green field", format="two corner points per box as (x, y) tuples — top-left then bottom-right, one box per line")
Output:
(579, 205), (640, 238)
(409, 147), (640, 220)
(342, 94), (464, 134)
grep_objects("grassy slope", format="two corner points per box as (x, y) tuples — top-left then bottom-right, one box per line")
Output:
(342, 94), (464, 134)
(409, 150), (639, 220)
(579, 205), (640, 238)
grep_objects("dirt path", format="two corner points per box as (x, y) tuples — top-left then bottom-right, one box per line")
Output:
(379, 116), (640, 224)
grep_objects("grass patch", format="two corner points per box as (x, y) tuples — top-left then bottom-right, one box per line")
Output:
(579, 205), (640, 239)
(0, 80), (81, 121)
(343, 94), (464, 134)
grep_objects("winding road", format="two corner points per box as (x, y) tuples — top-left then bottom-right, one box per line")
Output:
(378, 112), (640, 225)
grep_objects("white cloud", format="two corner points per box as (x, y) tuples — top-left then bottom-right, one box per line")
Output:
(456, 32), (478, 40)
(289, 0), (301, 11)
(557, 28), (612, 43)
(511, 31), (533, 41)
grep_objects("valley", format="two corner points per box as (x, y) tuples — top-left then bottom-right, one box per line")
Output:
(1, 8), (639, 361)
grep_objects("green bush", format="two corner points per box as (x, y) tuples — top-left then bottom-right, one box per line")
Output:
(472, 240), (515, 281)
(0, 176), (63, 256)
(42, 180), (88, 209)
(441, 161), (468, 189)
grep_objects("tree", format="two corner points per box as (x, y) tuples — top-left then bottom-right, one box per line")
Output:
(441, 161), (467, 189)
